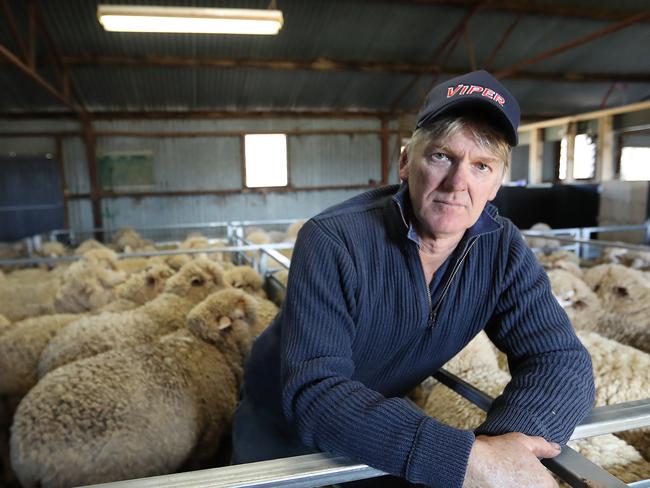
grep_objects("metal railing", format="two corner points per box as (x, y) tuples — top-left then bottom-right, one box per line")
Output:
(80, 371), (650, 488)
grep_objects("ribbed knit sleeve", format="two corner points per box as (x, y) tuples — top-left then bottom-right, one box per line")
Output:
(478, 225), (595, 443)
(280, 220), (475, 488)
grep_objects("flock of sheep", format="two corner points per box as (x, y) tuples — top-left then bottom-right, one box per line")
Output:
(0, 222), (649, 487)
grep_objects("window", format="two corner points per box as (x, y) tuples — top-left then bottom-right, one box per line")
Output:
(558, 133), (596, 180)
(244, 134), (288, 188)
(620, 147), (650, 181)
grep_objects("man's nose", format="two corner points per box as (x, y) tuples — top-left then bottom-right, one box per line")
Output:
(442, 161), (469, 191)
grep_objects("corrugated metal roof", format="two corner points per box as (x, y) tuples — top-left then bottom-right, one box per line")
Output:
(0, 0), (648, 118)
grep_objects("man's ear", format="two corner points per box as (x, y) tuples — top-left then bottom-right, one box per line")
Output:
(399, 147), (409, 181)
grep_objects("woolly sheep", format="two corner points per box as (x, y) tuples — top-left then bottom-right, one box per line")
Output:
(577, 330), (650, 460)
(0, 314), (81, 396)
(581, 264), (650, 353)
(537, 250), (583, 277)
(0, 265), (175, 400)
(0, 314), (11, 335)
(38, 258), (226, 375)
(285, 219), (307, 240)
(178, 235), (227, 262)
(525, 222), (561, 251)
(0, 271), (63, 321)
(35, 241), (68, 259)
(223, 265), (267, 299)
(53, 248), (127, 314)
(423, 336), (650, 485)
(74, 239), (111, 255)
(11, 288), (273, 488)
(112, 227), (155, 253)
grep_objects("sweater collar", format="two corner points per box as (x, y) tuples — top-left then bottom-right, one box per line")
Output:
(391, 181), (502, 246)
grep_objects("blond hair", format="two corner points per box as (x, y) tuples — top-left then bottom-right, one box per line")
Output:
(408, 114), (512, 172)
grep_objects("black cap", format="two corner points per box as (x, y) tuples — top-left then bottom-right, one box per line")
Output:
(415, 70), (520, 146)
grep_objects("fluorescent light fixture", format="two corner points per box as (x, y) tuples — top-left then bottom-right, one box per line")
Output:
(97, 5), (284, 35)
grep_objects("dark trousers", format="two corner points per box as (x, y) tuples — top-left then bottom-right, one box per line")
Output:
(231, 395), (418, 487)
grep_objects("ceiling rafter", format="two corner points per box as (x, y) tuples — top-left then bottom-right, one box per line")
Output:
(378, 0), (650, 23)
(34, 54), (650, 84)
(495, 10), (650, 79)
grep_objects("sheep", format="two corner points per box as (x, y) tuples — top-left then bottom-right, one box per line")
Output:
(38, 258), (227, 376)
(0, 270), (64, 322)
(74, 239), (111, 255)
(285, 219), (307, 240)
(96, 263), (176, 313)
(112, 227), (155, 253)
(149, 253), (191, 271)
(53, 248), (127, 314)
(580, 264), (650, 353)
(0, 265), (175, 400)
(223, 265), (267, 299)
(10, 288), (274, 488)
(0, 315), (11, 335)
(35, 241), (68, 259)
(0, 314), (81, 397)
(577, 330), (650, 460)
(525, 222), (561, 251)
(537, 250), (583, 277)
(178, 235), (227, 262)
(423, 338), (650, 485)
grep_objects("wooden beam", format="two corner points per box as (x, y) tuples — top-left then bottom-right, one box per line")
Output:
(65, 184), (378, 200)
(519, 100), (650, 131)
(55, 135), (69, 228)
(495, 11), (650, 79)
(389, 3), (482, 111)
(1, 0), (29, 62)
(0, 42), (77, 111)
(564, 122), (577, 182)
(482, 13), (522, 70)
(595, 115), (615, 181)
(82, 120), (102, 230)
(376, 0), (650, 23)
(528, 128), (543, 184)
(47, 54), (650, 84)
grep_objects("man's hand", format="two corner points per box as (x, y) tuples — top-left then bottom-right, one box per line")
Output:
(462, 432), (561, 488)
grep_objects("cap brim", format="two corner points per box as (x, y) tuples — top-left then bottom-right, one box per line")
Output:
(417, 98), (518, 146)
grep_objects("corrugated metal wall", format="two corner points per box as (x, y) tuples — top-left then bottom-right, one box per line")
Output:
(0, 117), (402, 233)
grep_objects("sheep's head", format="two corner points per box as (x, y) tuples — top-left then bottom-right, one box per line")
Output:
(584, 264), (648, 302)
(163, 258), (226, 301)
(224, 265), (266, 298)
(547, 269), (602, 329)
(116, 264), (175, 305)
(187, 288), (259, 357)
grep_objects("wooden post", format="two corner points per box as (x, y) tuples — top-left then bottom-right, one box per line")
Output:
(595, 115), (614, 181)
(565, 122), (577, 182)
(528, 128), (543, 184)
(82, 119), (102, 234)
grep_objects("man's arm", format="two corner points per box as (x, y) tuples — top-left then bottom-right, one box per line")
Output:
(280, 220), (475, 488)
(481, 225), (596, 443)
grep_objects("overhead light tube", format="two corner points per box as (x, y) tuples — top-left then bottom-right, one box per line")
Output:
(97, 5), (284, 35)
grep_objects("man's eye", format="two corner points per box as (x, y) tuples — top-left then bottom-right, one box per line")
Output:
(476, 162), (491, 172)
(430, 152), (449, 162)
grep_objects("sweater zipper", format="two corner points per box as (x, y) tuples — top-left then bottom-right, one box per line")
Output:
(427, 236), (479, 328)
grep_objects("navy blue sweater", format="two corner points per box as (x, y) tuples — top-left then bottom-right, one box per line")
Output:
(244, 184), (595, 488)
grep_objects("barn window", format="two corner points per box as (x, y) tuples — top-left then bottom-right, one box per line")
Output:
(620, 147), (650, 181)
(244, 134), (288, 188)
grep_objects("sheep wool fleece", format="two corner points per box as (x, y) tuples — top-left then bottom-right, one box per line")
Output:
(243, 184), (595, 488)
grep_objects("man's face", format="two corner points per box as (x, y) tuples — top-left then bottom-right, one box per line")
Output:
(399, 127), (504, 241)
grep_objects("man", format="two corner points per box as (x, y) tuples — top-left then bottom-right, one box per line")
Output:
(234, 70), (595, 488)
